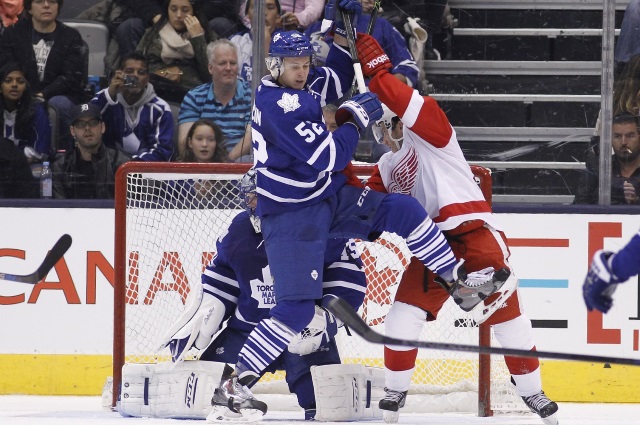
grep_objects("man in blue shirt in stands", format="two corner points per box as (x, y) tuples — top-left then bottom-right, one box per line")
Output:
(178, 39), (253, 162)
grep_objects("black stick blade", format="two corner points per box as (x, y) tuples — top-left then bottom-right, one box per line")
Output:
(36, 234), (72, 281)
(0, 234), (72, 284)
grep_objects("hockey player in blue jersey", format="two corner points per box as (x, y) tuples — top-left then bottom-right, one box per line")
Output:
(162, 168), (373, 421)
(583, 227), (640, 313)
(216, 11), (506, 418)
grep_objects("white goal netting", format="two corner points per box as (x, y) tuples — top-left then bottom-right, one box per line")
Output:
(113, 163), (526, 414)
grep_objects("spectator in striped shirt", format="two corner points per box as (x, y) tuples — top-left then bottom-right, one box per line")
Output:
(177, 39), (252, 162)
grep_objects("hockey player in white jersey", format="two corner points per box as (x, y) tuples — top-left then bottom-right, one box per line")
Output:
(217, 4), (503, 420)
(354, 34), (559, 425)
(583, 227), (640, 313)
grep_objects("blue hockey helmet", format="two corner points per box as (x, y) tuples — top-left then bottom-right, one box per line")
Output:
(238, 167), (261, 232)
(268, 30), (315, 58)
(266, 31), (315, 80)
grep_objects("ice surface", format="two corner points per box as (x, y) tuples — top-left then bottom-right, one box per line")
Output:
(1, 396), (640, 424)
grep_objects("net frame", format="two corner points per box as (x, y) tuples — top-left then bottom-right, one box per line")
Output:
(112, 162), (518, 415)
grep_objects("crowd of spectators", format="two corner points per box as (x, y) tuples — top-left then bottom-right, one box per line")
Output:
(0, 0), (448, 200)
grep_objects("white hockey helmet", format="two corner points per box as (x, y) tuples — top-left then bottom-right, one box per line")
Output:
(372, 104), (403, 151)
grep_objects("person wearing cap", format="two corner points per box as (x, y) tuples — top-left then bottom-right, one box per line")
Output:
(51, 103), (131, 199)
(91, 51), (175, 162)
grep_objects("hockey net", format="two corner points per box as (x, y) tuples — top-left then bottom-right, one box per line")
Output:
(113, 162), (526, 415)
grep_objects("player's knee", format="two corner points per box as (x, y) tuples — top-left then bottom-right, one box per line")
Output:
(386, 301), (427, 342)
(270, 299), (316, 333)
(492, 314), (535, 350)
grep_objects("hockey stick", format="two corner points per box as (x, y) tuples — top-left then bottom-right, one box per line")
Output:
(326, 297), (640, 367)
(340, 9), (367, 94)
(0, 234), (72, 284)
(366, 0), (381, 35)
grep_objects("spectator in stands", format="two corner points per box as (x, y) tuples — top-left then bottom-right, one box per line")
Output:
(170, 118), (229, 207)
(0, 0), (24, 36)
(178, 39), (252, 161)
(0, 136), (37, 198)
(52, 103), (130, 199)
(322, 103), (338, 132)
(615, 0), (640, 76)
(305, 0), (419, 88)
(279, 0), (323, 31)
(176, 118), (227, 163)
(574, 113), (640, 205)
(0, 0), (87, 152)
(136, 0), (216, 103)
(200, 0), (245, 38)
(0, 62), (51, 163)
(91, 52), (175, 161)
(613, 54), (640, 117)
(115, 0), (164, 61)
(229, 0), (282, 83)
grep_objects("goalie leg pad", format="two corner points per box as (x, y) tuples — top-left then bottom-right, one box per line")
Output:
(311, 364), (385, 421)
(118, 360), (226, 419)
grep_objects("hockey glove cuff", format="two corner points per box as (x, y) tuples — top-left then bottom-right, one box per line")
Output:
(356, 33), (392, 78)
(335, 92), (383, 131)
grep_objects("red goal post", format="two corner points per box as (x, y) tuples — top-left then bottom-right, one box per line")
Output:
(113, 162), (522, 415)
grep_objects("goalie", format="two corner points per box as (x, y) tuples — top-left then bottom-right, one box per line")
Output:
(119, 168), (386, 422)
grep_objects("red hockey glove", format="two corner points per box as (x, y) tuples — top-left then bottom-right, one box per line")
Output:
(356, 33), (392, 78)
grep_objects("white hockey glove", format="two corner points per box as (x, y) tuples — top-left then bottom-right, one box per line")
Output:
(157, 284), (226, 362)
(583, 250), (621, 313)
(288, 305), (339, 355)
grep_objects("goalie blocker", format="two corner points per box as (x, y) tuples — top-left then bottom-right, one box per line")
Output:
(118, 361), (384, 421)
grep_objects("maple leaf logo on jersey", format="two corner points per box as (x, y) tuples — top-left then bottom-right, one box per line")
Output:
(250, 265), (276, 309)
(387, 146), (418, 195)
(277, 92), (301, 113)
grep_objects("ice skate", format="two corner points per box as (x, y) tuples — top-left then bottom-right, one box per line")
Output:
(207, 367), (267, 423)
(521, 391), (559, 425)
(378, 388), (407, 423)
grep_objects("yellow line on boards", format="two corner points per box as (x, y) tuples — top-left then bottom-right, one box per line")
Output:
(0, 355), (112, 395)
(1, 355), (639, 402)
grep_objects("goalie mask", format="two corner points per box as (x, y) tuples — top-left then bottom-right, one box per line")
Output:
(265, 30), (315, 81)
(239, 168), (261, 233)
(372, 104), (403, 152)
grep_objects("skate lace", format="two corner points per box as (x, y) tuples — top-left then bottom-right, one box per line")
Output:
(464, 267), (495, 288)
(232, 380), (255, 401)
(524, 392), (551, 411)
(383, 388), (406, 403)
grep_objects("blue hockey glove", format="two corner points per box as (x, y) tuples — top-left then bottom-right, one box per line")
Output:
(583, 250), (622, 313)
(335, 92), (383, 131)
(321, 0), (362, 36)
